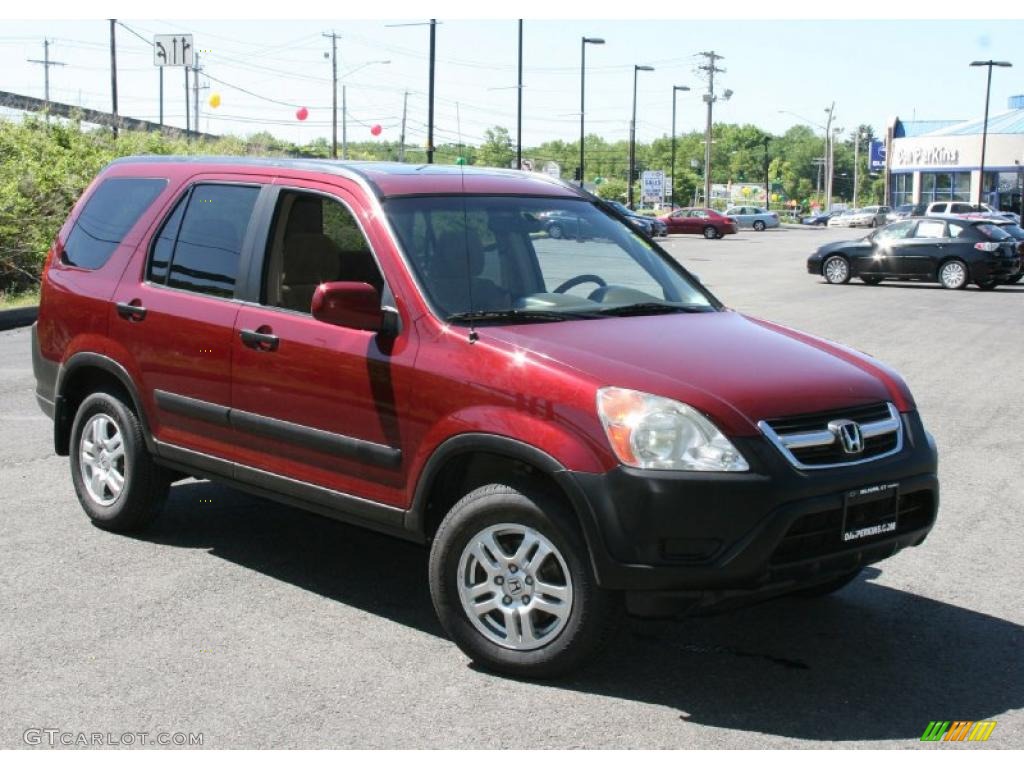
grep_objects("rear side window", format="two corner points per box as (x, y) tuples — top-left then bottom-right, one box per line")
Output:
(62, 178), (167, 269)
(914, 220), (947, 239)
(148, 183), (259, 298)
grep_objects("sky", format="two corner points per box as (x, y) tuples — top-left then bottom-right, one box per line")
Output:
(3, 9), (1024, 157)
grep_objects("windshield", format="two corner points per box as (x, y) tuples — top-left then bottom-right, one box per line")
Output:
(384, 195), (716, 323)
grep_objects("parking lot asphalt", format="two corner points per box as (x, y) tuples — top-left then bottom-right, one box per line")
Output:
(1, 225), (1022, 749)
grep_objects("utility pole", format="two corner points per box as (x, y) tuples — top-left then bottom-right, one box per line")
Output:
(399, 91), (408, 162)
(763, 136), (771, 211)
(323, 31), (339, 158)
(853, 129), (862, 207)
(342, 85), (348, 159)
(517, 19), (523, 170)
(823, 102), (835, 209)
(670, 85), (689, 210)
(184, 66), (190, 139)
(698, 51), (725, 206)
(27, 39), (66, 118)
(428, 19), (436, 164)
(192, 52), (200, 139)
(109, 19), (118, 137)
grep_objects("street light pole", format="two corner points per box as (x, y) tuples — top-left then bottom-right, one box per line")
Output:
(971, 59), (1012, 206)
(628, 64), (654, 209)
(580, 36), (605, 187)
(517, 20), (523, 170)
(670, 85), (689, 210)
(763, 136), (770, 211)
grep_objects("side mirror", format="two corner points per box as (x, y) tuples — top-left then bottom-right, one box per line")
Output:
(311, 281), (387, 332)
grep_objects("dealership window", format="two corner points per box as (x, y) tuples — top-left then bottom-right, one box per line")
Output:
(892, 174), (913, 206)
(919, 172), (971, 203)
(987, 171), (1022, 214)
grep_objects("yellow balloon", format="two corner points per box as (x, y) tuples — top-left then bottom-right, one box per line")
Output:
(208, 93), (222, 109)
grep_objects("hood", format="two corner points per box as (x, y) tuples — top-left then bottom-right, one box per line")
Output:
(482, 311), (902, 436)
(820, 236), (871, 251)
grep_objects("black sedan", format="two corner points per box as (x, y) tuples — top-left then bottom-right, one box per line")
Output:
(604, 200), (668, 237)
(807, 217), (1023, 290)
(801, 211), (833, 226)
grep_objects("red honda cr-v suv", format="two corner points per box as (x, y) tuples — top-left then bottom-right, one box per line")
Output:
(32, 157), (938, 677)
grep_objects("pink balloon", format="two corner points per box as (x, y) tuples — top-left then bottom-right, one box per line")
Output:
(296, 107), (309, 121)
(370, 124), (382, 136)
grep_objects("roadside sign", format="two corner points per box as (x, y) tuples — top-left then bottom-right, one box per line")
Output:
(153, 34), (194, 68)
(869, 140), (886, 172)
(641, 170), (665, 205)
(543, 161), (561, 179)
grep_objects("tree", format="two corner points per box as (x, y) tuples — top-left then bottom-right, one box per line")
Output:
(477, 126), (514, 169)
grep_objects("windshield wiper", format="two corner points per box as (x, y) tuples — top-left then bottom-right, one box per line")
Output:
(446, 308), (572, 324)
(594, 302), (710, 317)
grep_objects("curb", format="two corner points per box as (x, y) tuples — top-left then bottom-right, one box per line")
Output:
(0, 306), (39, 332)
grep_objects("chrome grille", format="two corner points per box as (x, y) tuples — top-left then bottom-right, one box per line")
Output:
(758, 402), (903, 470)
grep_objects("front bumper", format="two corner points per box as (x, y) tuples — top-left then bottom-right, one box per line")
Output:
(566, 409), (938, 615)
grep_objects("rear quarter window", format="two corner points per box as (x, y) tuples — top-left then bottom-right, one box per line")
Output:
(62, 177), (167, 269)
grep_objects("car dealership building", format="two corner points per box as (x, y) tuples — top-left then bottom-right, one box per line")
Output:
(887, 95), (1024, 213)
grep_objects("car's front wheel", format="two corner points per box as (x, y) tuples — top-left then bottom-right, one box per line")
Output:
(823, 254), (851, 284)
(752, 220), (766, 232)
(547, 223), (563, 240)
(429, 483), (619, 678)
(70, 391), (171, 532)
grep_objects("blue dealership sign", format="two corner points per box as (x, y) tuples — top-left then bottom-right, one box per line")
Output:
(869, 140), (886, 171)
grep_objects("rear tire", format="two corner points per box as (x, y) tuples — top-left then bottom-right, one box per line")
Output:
(938, 259), (969, 290)
(703, 226), (718, 239)
(70, 391), (170, 532)
(547, 223), (563, 240)
(429, 483), (620, 679)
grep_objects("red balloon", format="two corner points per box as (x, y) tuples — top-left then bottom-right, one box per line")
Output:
(296, 107), (309, 121)
(370, 124), (382, 136)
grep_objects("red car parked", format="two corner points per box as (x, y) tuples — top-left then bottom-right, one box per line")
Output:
(32, 157), (938, 678)
(658, 207), (738, 238)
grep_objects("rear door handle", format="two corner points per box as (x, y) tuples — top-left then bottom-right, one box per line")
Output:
(240, 328), (279, 352)
(115, 301), (147, 321)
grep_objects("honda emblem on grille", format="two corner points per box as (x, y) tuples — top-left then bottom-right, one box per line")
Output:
(828, 419), (864, 454)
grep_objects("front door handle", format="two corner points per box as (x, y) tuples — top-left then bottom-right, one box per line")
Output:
(240, 327), (279, 352)
(116, 301), (147, 321)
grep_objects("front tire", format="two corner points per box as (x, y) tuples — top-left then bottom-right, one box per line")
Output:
(823, 254), (851, 284)
(547, 223), (563, 240)
(752, 220), (766, 232)
(938, 259), (969, 290)
(429, 483), (619, 679)
(703, 225), (719, 239)
(70, 391), (170, 532)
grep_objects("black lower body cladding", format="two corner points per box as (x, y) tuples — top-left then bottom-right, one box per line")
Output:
(566, 409), (938, 615)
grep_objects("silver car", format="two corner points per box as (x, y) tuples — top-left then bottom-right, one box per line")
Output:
(722, 206), (779, 231)
(843, 205), (891, 228)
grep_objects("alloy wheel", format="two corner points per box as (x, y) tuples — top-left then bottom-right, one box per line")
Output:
(824, 255), (850, 284)
(939, 260), (967, 289)
(457, 523), (574, 651)
(79, 414), (126, 507)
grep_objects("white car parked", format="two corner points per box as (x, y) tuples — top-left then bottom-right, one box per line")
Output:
(722, 206), (779, 231)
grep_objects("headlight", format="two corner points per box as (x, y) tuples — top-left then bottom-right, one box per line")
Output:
(596, 387), (749, 472)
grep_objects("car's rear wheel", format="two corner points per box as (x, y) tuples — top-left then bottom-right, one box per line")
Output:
(938, 259), (969, 290)
(823, 254), (851, 284)
(70, 391), (170, 532)
(429, 483), (619, 678)
(703, 226), (718, 239)
(752, 220), (766, 232)
(795, 568), (863, 597)
(547, 223), (563, 240)
(976, 279), (999, 291)
(861, 275), (884, 285)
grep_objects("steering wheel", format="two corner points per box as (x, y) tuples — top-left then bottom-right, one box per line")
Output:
(553, 274), (607, 294)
